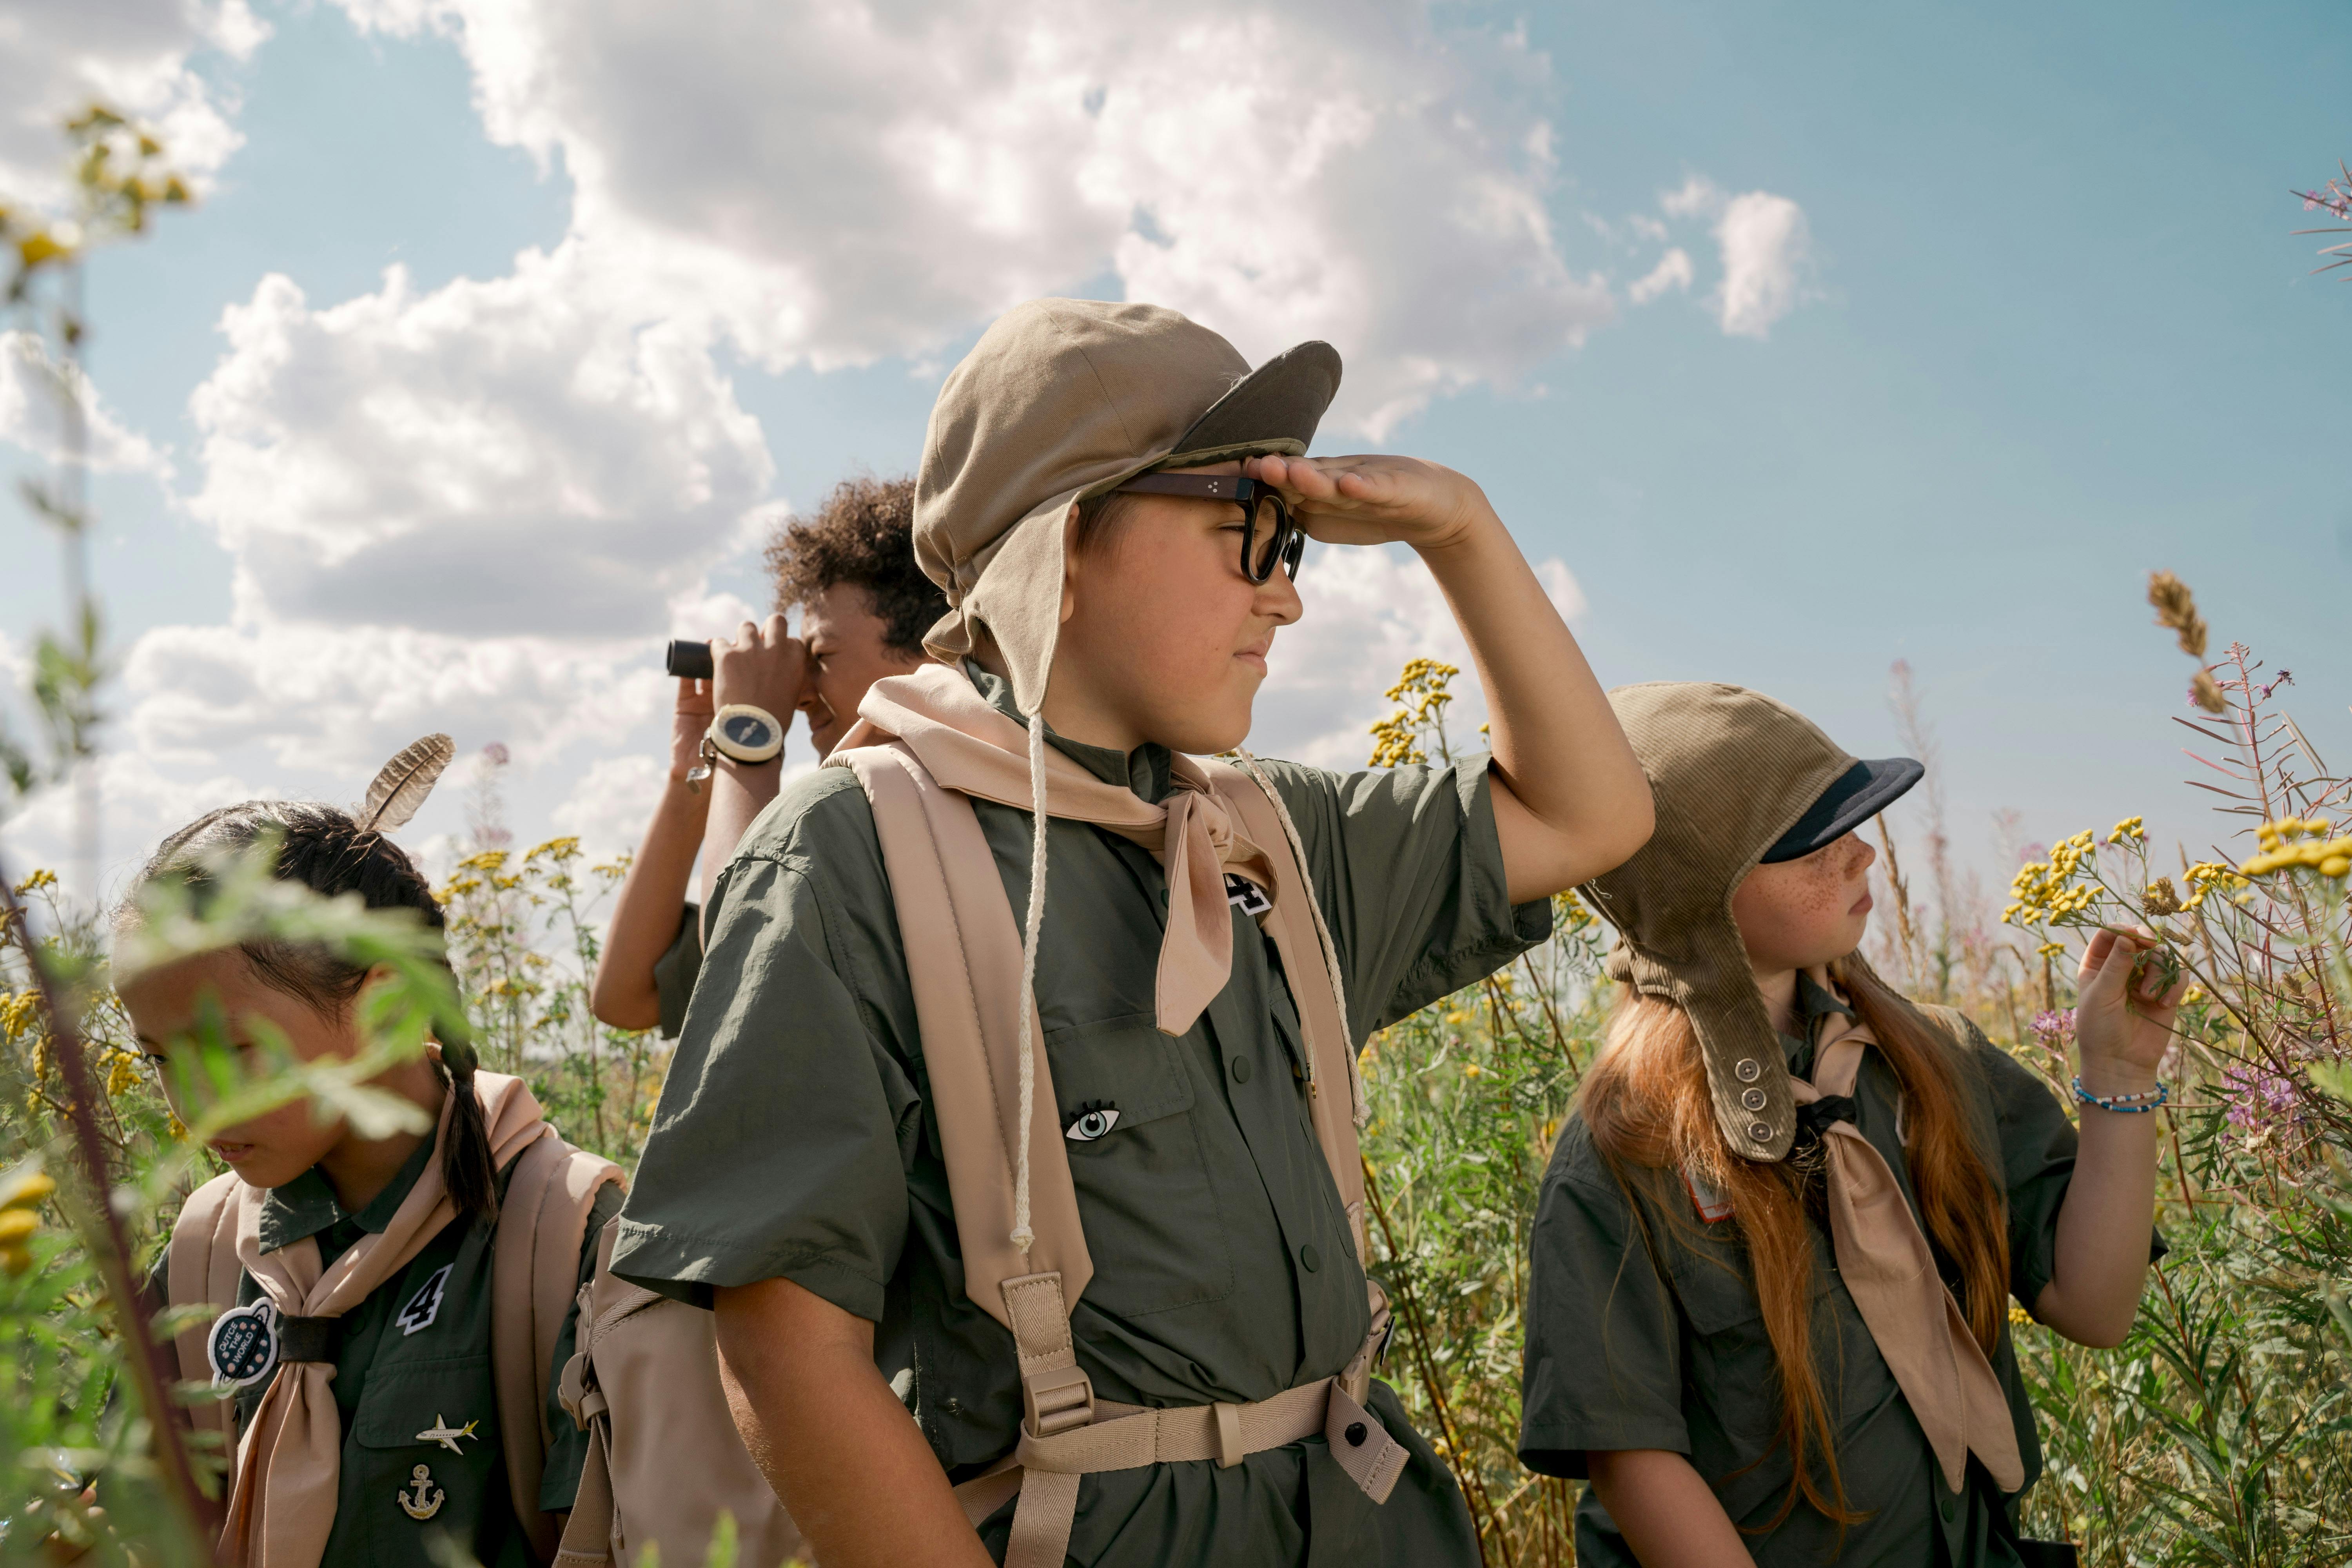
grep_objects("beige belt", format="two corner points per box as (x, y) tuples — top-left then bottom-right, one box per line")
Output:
(955, 1373), (1408, 1568)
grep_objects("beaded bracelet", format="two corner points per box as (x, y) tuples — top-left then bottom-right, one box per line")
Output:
(2072, 1076), (2169, 1114)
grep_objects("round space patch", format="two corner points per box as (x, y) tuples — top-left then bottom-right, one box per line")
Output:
(207, 1299), (281, 1388)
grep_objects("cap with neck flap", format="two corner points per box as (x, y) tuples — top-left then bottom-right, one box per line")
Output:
(1589, 682), (1880, 1163)
(913, 298), (1341, 717)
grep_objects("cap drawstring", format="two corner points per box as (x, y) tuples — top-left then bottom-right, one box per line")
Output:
(1009, 709), (1050, 1255)
(1233, 748), (1365, 1129)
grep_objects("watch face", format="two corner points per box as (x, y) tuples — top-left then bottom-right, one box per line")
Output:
(720, 712), (777, 751)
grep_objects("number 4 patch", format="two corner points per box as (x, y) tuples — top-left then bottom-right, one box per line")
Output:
(396, 1264), (452, 1336)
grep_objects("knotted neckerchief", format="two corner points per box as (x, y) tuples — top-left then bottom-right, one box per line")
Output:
(840, 663), (1278, 1036)
(221, 1071), (552, 1568)
(1790, 1011), (2024, 1494)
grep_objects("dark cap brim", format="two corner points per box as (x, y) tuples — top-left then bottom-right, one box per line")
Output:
(1166, 339), (1342, 460)
(1759, 757), (1924, 863)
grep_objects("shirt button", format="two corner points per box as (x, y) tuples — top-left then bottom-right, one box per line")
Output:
(1299, 1243), (1320, 1272)
(1938, 1495), (1956, 1523)
(1231, 1056), (1252, 1083)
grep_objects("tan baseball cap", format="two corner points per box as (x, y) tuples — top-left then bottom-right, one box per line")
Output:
(1587, 682), (1916, 1162)
(914, 298), (1342, 715)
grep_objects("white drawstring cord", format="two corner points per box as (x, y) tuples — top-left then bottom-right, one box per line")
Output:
(1233, 748), (1365, 1128)
(1009, 709), (1050, 1255)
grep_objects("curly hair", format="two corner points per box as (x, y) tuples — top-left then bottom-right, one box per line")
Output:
(764, 475), (945, 657)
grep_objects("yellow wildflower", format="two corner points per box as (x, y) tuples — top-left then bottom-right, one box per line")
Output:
(2106, 816), (2146, 846)
(2241, 818), (2352, 878)
(2008, 1302), (2034, 1328)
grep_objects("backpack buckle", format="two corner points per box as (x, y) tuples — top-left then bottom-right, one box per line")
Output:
(1022, 1363), (1096, 1438)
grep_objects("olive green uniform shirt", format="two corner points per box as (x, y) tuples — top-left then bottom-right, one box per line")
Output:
(612, 667), (1553, 1567)
(1521, 976), (2158, 1567)
(652, 902), (703, 1040)
(154, 1138), (619, 1568)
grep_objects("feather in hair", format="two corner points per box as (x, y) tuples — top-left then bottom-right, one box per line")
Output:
(357, 733), (456, 834)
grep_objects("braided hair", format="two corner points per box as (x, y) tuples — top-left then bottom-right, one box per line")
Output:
(122, 800), (499, 1223)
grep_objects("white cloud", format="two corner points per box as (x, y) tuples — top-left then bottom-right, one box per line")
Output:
(0, 330), (171, 475)
(328, 0), (1612, 437)
(1713, 191), (1810, 339)
(188, 252), (775, 636)
(120, 620), (667, 776)
(1645, 175), (1811, 339)
(1250, 543), (1586, 767)
(549, 753), (664, 861)
(1659, 175), (1724, 220)
(0, 0), (263, 209)
(1627, 248), (1693, 306)
(0, 747), (263, 909)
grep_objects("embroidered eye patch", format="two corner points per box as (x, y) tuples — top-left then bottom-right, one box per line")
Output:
(1063, 1101), (1122, 1142)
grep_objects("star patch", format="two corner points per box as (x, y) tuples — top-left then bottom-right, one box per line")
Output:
(395, 1263), (452, 1336)
(1224, 873), (1272, 918)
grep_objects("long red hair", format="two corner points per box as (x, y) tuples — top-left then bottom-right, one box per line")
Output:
(1579, 953), (2007, 1530)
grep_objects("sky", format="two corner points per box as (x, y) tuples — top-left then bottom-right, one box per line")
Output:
(2, 0), (2348, 920)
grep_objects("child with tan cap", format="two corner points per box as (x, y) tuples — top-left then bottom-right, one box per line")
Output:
(1519, 682), (2179, 1567)
(609, 298), (1654, 1566)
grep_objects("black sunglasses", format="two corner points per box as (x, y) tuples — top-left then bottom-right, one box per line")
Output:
(1109, 472), (1305, 584)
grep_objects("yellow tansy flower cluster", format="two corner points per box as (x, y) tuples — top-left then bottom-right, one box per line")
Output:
(0, 990), (42, 1044)
(2241, 818), (2352, 880)
(0, 1166), (55, 1276)
(2106, 816), (2146, 846)
(2004, 831), (2100, 927)
(2181, 861), (2249, 910)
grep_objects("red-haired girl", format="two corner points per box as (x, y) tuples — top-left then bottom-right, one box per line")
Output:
(1520, 682), (2178, 1567)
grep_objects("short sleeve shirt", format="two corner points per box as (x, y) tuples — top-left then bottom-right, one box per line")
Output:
(612, 665), (1555, 1567)
(1519, 976), (2147, 1568)
(652, 902), (702, 1040)
(149, 1140), (617, 1568)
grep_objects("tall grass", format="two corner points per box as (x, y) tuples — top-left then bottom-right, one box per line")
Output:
(2, 578), (2348, 1566)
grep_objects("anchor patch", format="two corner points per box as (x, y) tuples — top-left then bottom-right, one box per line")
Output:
(398, 1464), (445, 1521)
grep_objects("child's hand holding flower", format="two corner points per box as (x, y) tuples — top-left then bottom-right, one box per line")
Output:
(2074, 924), (2187, 1096)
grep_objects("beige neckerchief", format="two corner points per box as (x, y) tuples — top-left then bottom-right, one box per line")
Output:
(220, 1071), (552, 1568)
(1789, 1012), (2025, 1494)
(836, 663), (1277, 1036)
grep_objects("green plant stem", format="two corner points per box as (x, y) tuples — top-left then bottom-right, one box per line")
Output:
(0, 858), (214, 1556)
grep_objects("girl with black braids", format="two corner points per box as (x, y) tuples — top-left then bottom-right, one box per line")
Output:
(118, 799), (624, 1568)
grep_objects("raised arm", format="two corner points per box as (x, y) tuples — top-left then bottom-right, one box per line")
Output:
(590, 677), (716, 1029)
(696, 616), (805, 925)
(2034, 926), (2182, 1347)
(1249, 453), (1653, 902)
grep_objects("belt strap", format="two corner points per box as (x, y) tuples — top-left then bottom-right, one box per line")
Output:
(961, 1378), (1408, 1567)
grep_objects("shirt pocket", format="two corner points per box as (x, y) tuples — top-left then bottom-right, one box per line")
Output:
(1047, 1012), (1235, 1317)
(348, 1356), (503, 1568)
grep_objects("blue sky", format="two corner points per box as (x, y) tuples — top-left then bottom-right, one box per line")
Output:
(3, 0), (2346, 916)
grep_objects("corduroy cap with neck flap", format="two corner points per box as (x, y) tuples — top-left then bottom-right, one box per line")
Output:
(914, 298), (1341, 716)
(1589, 682), (1880, 1162)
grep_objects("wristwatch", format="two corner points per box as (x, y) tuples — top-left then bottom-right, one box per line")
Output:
(708, 703), (786, 764)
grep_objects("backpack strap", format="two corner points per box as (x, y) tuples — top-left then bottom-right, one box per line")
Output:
(165, 1171), (249, 1445)
(492, 1136), (624, 1562)
(837, 742), (1095, 1327)
(1201, 759), (1367, 1260)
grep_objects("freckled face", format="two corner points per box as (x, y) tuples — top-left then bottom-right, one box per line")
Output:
(1730, 831), (1878, 972)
